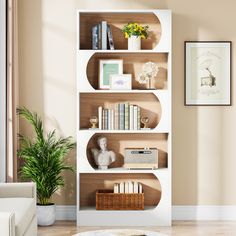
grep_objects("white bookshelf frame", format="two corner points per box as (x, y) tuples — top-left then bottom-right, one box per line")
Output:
(77, 9), (172, 226)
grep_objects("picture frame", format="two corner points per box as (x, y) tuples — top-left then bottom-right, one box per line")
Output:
(99, 59), (123, 89)
(110, 74), (132, 90)
(185, 41), (231, 106)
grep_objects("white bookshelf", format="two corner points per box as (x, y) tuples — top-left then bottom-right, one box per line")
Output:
(77, 9), (172, 226)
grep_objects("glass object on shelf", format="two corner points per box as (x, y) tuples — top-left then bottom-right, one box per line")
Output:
(137, 61), (159, 89)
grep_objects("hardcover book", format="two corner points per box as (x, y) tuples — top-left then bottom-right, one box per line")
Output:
(101, 21), (107, 50)
(107, 24), (114, 50)
(124, 103), (129, 130)
(119, 103), (125, 130)
(92, 24), (99, 50)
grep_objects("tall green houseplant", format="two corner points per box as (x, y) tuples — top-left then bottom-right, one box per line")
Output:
(17, 107), (75, 205)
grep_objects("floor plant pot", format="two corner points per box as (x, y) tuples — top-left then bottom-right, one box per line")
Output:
(37, 204), (56, 226)
(128, 35), (141, 50)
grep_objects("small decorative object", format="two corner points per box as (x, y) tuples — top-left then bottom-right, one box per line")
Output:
(137, 61), (159, 89)
(109, 74), (132, 90)
(185, 41), (231, 105)
(124, 148), (158, 169)
(141, 116), (150, 129)
(122, 22), (149, 50)
(89, 116), (98, 129)
(91, 136), (116, 169)
(99, 59), (123, 89)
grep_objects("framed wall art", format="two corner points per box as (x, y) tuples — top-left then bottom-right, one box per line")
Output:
(99, 59), (123, 89)
(185, 41), (231, 106)
(109, 74), (132, 90)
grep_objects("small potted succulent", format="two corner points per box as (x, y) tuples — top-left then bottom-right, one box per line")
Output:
(17, 107), (75, 226)
(122, 22), (149, 50)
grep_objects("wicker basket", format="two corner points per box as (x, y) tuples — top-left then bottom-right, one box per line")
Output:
(96, 189), (144, 210)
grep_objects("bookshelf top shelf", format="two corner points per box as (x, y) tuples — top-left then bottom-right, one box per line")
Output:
(77, 9), (171, 14)
(78, 11), (163, 50)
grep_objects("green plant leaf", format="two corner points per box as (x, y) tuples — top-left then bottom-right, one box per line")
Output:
(17, 107), (76, 205)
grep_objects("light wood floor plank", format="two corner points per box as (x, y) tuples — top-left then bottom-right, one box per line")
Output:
(38, 221), (236, 236)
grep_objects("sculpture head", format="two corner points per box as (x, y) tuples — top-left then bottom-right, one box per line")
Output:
(97, 136), (107, 151)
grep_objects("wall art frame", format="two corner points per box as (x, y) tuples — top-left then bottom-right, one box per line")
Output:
(185, 41), (231, 106)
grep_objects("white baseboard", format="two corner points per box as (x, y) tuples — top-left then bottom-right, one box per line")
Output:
(56, 205), (77, 220)
(56, 205), (236, 221)
(173, 205), (236, 220)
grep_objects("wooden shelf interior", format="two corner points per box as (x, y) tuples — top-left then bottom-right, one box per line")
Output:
(80, 173), (161, 208)
(79, 93), (162, 129)
(79, 12), (162, 50)
(87, 133), (168, 169)
(87, 52), (168, 90)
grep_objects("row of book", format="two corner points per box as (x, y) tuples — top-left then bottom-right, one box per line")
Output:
(98, 103), (141, 130)
(114, 181), (143, 194)
(92, 21), (114, 50)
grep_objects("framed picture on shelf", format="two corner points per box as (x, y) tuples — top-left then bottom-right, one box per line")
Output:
(185, 41), (231, 106)
(99, 59), (123, 89)
(110, 74), (132, 90)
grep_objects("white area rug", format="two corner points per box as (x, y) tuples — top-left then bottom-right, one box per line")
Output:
(74, 229), (167, 236)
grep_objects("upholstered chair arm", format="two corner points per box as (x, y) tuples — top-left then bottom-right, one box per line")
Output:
(0, 212), (15, 236)
(0, 182), (36, 202)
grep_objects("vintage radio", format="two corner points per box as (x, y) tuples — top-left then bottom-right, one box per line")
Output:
(124, 148), (158, 169)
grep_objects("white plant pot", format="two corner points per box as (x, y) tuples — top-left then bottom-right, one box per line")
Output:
(37, 204), (56, 226)
(128, 35), (141, 50)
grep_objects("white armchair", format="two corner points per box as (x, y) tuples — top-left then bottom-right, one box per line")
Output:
(0, 182), (37, 236)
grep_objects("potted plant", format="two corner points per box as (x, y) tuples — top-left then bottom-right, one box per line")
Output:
(122, 22), (149, 50)
(17, 107), (75, 226)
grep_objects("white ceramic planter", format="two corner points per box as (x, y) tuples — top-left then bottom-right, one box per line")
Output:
(128, 35), (141, 50)
(37, 204), (56, 226)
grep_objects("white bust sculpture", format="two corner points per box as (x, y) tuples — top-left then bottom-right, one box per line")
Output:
(91, 137), (116, 169)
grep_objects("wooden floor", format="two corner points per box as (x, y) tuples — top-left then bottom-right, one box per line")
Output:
(38, 221), (236, 236)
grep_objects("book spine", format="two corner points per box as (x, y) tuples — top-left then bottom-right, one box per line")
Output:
(101, 21), (107, 50)
(128, 181), (133, 193)
(115, 104), (119, 130)
(108, 109), (110, 130)
(119, 182), (124, 193)
(119, 103), (125, 130)
(92, 25), (98, 50)
(102, 109), (105, 130)
(124, 182), (129, 193)
(129, 104), (134, 130)
(138, 182), (142, 193)
(114, 183), (119, 193)
(124, 103), (129, 130)
(133, 105), (138, 130)
(137, 106), (141, 130)
(104, 109), (108, 130)
(98, 23), (102, 49)
(133, 182), (138, 193)
(107, 24), (114, 50)
(111, 109), (114, 130)
(98, 106), (102, 130)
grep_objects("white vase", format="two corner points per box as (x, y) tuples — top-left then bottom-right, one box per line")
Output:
(128, 35), (141, 50)
(37, 204), (56, 226)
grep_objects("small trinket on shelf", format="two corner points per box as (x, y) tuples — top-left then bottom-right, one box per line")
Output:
(89, 116), (99, 129)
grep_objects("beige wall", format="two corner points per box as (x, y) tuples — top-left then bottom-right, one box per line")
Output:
(18, 0), (236, 205)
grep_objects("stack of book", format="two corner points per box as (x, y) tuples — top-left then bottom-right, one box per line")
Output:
(98, 103), (141, 130)
(114, 181), (143, 194)
(92, 21), (114, 50)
